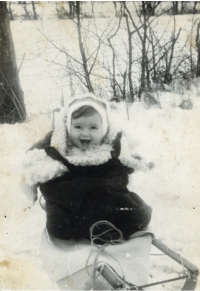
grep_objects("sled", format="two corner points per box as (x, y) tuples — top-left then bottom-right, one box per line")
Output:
(40, 223), (199, 290)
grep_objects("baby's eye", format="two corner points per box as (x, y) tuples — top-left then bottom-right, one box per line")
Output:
(74, 125), (81, 129)
(91, 126), (98, 130)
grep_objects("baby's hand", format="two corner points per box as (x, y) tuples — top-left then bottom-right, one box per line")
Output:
(132, 155), (155, 172)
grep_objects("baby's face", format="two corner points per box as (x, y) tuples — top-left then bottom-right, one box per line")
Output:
(70, 112), (104, 150)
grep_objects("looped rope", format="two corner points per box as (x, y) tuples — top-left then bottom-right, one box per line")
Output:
(86, 220), (126, 290)
(39, 194), (46, 211)
(90, 220), (123, 247)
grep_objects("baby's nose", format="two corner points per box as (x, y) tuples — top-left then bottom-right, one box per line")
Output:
(81, 129), (90, 138)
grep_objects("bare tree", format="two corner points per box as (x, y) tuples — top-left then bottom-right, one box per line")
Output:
(164, 16), (181, 84)
(123, 8), (135, 101)
(32, 1), (199, 102)
(143, 1), (161, 17)
(123, 1), (155, 99)
(172, 1), (179, 15)
(0, 2), (26, 123)
(107, 7), (122, 99)
(20, 1), (31, 20)
(69, 1), (76, 19)
(8, 2), (14, 21)
(180, 2), (186, 14)
(76, 2), (93, 92)
(42, 2), (122, 96)
(192, 2), (198, 14)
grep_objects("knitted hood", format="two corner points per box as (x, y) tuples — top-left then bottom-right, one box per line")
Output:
(21, 94), (152, 188)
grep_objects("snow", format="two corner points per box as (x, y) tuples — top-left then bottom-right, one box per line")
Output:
(0, 12), (200, 290)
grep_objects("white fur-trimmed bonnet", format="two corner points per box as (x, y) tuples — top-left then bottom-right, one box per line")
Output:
(51, 94), (112, 156)
(67, 95), (108, 138)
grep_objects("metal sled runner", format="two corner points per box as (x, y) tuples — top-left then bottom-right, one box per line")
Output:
(96, 237), (199, 290)
(41, 223), (199, 291)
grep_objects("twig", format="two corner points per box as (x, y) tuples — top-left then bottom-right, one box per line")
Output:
(18, 52), (26, 74)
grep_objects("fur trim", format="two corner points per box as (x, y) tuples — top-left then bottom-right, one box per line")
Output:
(22, 137), (151, 188)
(22, 144), (113, 186)
(119, 155), (153, 172)
(66, 144), (113, 166)
(21, 149), (68, 186)
(50, 108), (68, 155)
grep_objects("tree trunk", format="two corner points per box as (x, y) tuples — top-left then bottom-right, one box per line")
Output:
(76, 2), (94, 92)
(164, 20), (181, 84)
(146, 2), (155, 17)
(109, 42), (117, 98)
(193, 2), (197, 14)
(196, 22), (200, 77)
(124, 13), (134, 101)
(32, 1), (38, 20)
(139, 2), (148, 98)
(21, 2), (31, 20)
(69, 1), (75, 19)
(122, 71), (127, 100)
(8, 2), (14, 21)
(0, 2), (26, 123)
(107, 12), (121, 99)
(113, 1), (118, 17)
(172, 2), (178, 15)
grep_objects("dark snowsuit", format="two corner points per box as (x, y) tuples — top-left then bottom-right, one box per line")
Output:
(30, 131), (152, 243)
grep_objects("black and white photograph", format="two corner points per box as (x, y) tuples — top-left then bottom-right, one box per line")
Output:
(0, 1), (199, 290)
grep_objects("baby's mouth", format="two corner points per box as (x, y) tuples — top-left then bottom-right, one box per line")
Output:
(80, 139), (91, 146)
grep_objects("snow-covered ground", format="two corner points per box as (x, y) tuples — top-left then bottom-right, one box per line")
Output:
(0, 13), (200, 290)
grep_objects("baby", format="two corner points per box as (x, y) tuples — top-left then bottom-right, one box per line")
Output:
(70, 101), (107, 151)
(21, 94), (152, 243)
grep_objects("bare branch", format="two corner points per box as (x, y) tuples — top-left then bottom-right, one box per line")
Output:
(18, 52), (26, 74)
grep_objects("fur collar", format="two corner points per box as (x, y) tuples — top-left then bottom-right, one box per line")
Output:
(21, 140), (151, 187)
(66, 144), (112, 166)
(21, 148), (68, 186)
(21, 143), (113, 186)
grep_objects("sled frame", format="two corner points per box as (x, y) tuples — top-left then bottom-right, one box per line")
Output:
(98, 237), (199, 290)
